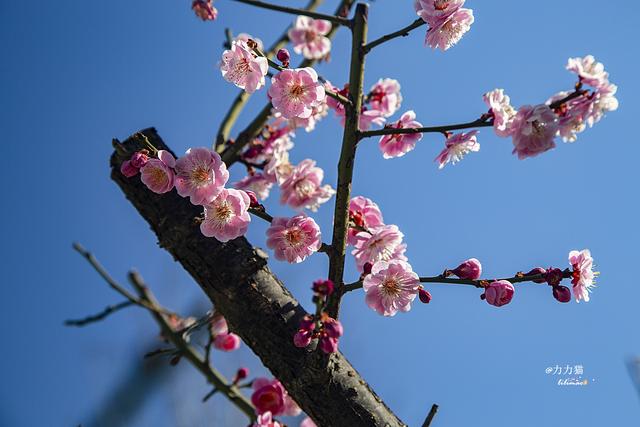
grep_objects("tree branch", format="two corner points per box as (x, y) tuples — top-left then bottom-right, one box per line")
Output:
(65, 300), (134, 327)
(358, 117), (494, 139)
(325, 4), (369, 319)
(421, 404), (438, 427)
(363, 18), (426, 54)
(110, 128), (405, 426)
(231, 0), (351, 27)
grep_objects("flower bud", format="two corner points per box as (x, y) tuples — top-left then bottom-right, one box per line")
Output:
(451, 258), (482, 280)
(120, 160), (139, 177)
(245, 190), (259, 208)
(276, 48), (290, 66)
(319, 336), (338, 354)
(293, 329), (313, 348)
(234, 367), (249, 383)
(362, 262), (373, 276)
(418, 288), (432, 304)
(312, 279), (334, 296)
(526, 267), (547, 283)
(323, 317), (343, 338)
(544, 268), (563, 287)
(130, 150), (149, 169)
(552, 285), (571, 303)
(484, 280), (515, 307)
(298, 315), (315, 332)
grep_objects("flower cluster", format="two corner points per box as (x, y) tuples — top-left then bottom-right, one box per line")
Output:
(220, 40), (268, 94)
(293, 279), (343, 353)
(415, 0), (474, 51)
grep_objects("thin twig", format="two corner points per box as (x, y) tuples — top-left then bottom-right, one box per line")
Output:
(65, 300), (134, 327)
(421, 404), (439, 427)
(231, 0), (351, 27)
(364, 18), (426, 54)
(358, 118), (494, 139)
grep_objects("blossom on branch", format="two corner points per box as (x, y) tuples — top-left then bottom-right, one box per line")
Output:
(378, 110), (423, 158)
(266, 215), (322, 263)
(268, 68), (326, 119)
(200, 189), (251, 242)
(279, 159), (335, 211)
(348, 196), (384, 245)
(434, 130), (479, 169)
(363, 259), (420, 316)
(220, 40), (268, 94)
(234, 173), (274, 201)
(251, 377), (301, 417)
(569, 249), (596, 302)
(566, 55), (610, 89)
(451, 258), (482, 280)
(483, 88), (516, 137)
(368, 78), (403, 118)
(140, 150), (176, 194)
(234, 32), (264, 51)
(288, 16), (332, 60)
(352, 225), (407, 272)
(415, 0), (474, 51)
(510, 104), (559, 160)
(175, 147), (229, 205)
(483, 280), (514, 307)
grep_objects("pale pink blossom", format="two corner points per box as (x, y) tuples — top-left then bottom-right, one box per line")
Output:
(288, 16), (332, 60)
(358, 108), (387, 131)
(192, 0), (217, 21)
(484, 280), (514, 307)
(566, 55), (609, 89)
(417, 0), (474, 52)
(569, 249), (596, 303)
(275, 100), (329, 132)
(325, 82), (385, 131)
(174, 147), (229, 205)
(363, 260), (420, 316)
(585, 83), (619, 127)
(378, 110), (423, 158)
(300, 417), (317, 427)
(547, 91), (588, 143)
(434, 130), (479, 169)
(210, 314), (229, 335)
(234, 32), (264, 51)
(252, 412), (280, 427)
(234, 173), (274, 201)
(268, 68), (326, 119)
(279, 159), (335, 211)
(451, 258), (482, 280)
(510, 105), (559, 160)
(251, 378), (301, 416)
(368, 79), (403, 118)
(243, 127), (294, 165)
(352, 225), (407, 272)
(348, 196), (384, 245)
(266, 216), (322, 263)
(213, 333), (241, 351)
(140, 150), (176, 194)
(200, 189), (251, 242)
(220, 40), (268, 94)
(483, 88), (517, 137)
(415, 0), (466, 25)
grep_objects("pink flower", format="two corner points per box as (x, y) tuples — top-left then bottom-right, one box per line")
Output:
(200, 189), (251, 242)
(234, 32), (264, 51)
(566, 55), (610, 89)
(122, 150), (150, 176)
(234, 173), (274, 201)
(210, 315), (229, 335)
(416, 1), (474, 51)
(363, 260), (420, 316)
(213, 333), (241, 351)
(378, 110), (423, 158)
(120, 160), (139, 177)
(451, 258), (482, 280)
(140, 150), (176, 194)
(319, 316), (343, 354)
(352, 225), (407, 272)
(288, 16), (332, 60)
(175, 147), (229, 205)
(585, 84), (619, 127)
(220, 40), (268, 94)
(434, 130), (479, 169)
(300, 417), (317, 427)
(279, 159), (335, 211)
(569, 249), (596, 303)
(547, 91), (589, 143)
(348, 196), (385, 245)
(510, 104), (559, 160)
(268, 68), (326, 119)
(192, 0), (217, 21)
(483, 89), (517, 137)
(266, 216), (322, 263)
(275, 101), (328, 132)
(484, 280), (514, 307)
(251, 378), (301, 417)
(368, 79), (403, 118)
(252, 411), (281, 427)
(357, 108), (386, 131)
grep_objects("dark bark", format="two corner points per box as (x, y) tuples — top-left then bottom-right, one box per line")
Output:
(110, 128), (405, 427)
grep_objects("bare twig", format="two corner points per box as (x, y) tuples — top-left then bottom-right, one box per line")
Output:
(231, 0), (351, 27)
(421, 404), (439, 427)
(358, 118), (494, 139)
(364, 18), (426, 54)
(65, 300), (134, 327)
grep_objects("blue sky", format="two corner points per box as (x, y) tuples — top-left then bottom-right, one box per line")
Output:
(1, 0), (639, 426)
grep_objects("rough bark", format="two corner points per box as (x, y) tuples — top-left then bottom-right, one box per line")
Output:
(110, 128), (405, 427)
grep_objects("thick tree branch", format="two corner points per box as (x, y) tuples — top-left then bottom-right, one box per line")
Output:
(231, 0), (351, 27)
(326, 4), (369, 319)
(110, 128), (405, 427)
(363, 18), (426, 54)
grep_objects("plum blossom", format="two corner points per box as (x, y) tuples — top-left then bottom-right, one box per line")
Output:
(483, 89), (517, 137)
(266, 216), (322, 263)
(279, 159), (335, 211)
(363, 260), (420, 316)
(120, 150), (149, 178)
(352, 225), (407, 272)
(348, 196), (384, 245)
(288, 16), (332, 60)
(318, 316), (343, 353)
(210, 314), (229, 335)
(358, 108), (387, 131)
(234, 32), (264, 51)
(200, 189), (251, 242)
(140, 150), (176, 194)
(434, 130), (479, 169)
(220, 40), (268, 94)
(213, 332), (241, 351)
(569, 249), (596, 303)
(585, 83), (619, 127)
(175, 147), (229, 205)
(547, 91), (588, 143)
(268, 68), (326, 119)
(192, 0), (217, 21)
(275, 100), (329, 132)
(252, 412), (280, 427)
(416, 1), (474, 51)
(251, 377), (301, 416)
(484, 280), (514, 307)
(368, 79), (403, 118)
(451, 258), (482, 280)
(510, 104), (559, 159)
(566, 55), (609, 89)
(234, 173), (274, 200)
(243, 126), (294, 166)
(378, 110), (423, 158)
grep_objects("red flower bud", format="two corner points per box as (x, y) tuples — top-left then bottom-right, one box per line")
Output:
(451, 258), (482, 280)
(276, 48), (290, 66)
(312, 279), (334, 296)
(526, 267), (547, 283)
(418, 288), (432, 304)
(552, 285), (571, 303)
(245, 190), (259, 208)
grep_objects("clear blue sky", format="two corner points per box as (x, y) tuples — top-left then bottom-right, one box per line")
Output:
(1, 1), (639, 426)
